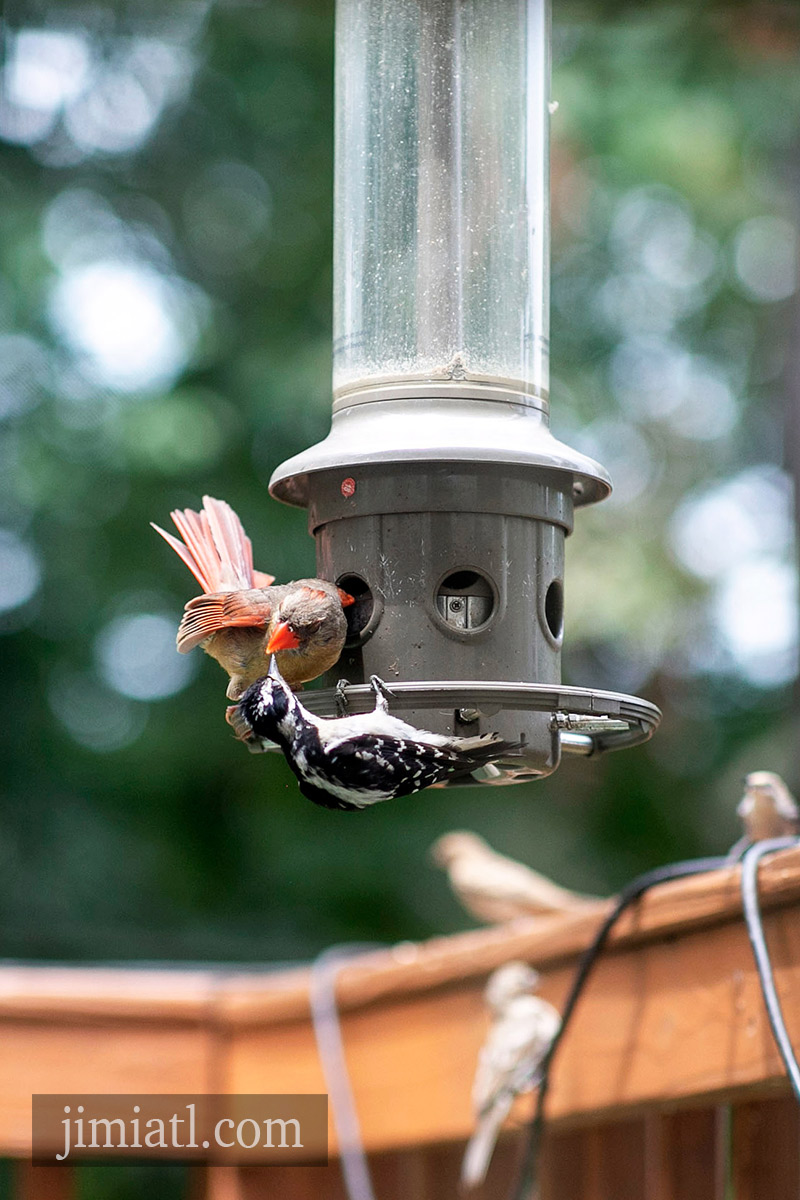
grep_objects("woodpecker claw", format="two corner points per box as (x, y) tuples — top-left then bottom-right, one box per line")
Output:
(334, 678), (350, 716)
(240, 659), (521, 810)
(369, 675), (395, 712)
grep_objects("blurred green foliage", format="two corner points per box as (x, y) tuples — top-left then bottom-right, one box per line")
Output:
(0, 1), (797, 964)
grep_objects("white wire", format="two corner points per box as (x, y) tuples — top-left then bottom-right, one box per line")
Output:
(309, 943), (385, 1200)
(740, 836), (800, 1099)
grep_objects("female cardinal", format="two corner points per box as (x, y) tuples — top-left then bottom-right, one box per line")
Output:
(152, 496), (353, 698)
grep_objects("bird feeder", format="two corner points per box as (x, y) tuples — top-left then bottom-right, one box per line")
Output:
(270, 0), (660, 781)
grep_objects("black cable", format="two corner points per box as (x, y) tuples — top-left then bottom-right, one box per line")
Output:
(508, 854), (730, 1200)
(740, 836), (800, 1100)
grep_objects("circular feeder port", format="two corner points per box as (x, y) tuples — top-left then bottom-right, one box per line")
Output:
(337, 573), (380, 646)
(435, 569), (496, 632)
(544, 579), (564, 641)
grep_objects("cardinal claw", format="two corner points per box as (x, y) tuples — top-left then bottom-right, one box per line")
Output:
(226, 703), (254, 743)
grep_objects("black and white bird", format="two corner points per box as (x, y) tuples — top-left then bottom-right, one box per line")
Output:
(227, 658), (520, 811)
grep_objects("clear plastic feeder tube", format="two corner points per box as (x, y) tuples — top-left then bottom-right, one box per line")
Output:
(334, 0), (550, 405)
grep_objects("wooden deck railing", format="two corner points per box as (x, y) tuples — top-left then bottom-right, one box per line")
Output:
(8, 845), (800, 1198)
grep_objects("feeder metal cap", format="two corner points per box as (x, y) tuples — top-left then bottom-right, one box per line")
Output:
(270, 392), (611, 509)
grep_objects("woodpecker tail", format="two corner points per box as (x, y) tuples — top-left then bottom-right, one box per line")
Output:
(152, 495), (275, 594)
(460, 1094), (512, 1189)
(454, 733), (523, 771)
(453, 732), (516, 754)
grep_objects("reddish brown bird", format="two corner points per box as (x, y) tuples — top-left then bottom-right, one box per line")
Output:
(152, 496), (353, 699)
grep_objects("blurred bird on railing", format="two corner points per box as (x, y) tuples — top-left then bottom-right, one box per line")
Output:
(462, 961), (560, 1189)
(431, 831), (602, 925)
(153, 495), (353, 699)
(738, 771), (799, 842)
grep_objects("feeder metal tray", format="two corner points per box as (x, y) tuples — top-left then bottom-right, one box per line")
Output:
(301, 680), (661, 758)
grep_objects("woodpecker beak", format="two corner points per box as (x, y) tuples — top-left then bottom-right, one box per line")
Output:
(266, 620), (301, 653)
(267, 655), (281, 679)
(337, 588), (355, 607)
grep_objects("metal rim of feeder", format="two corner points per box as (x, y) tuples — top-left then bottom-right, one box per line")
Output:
(300, 681), (661, 760)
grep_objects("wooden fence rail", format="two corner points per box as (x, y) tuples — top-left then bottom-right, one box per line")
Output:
(5, 846), (800, 1197)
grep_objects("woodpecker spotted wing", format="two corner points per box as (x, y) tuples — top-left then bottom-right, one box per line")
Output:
(228, 660), (521, 810)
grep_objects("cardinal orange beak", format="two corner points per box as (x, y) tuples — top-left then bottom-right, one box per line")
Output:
(337, 588), (355, 607)
(266, 620), (301, 653)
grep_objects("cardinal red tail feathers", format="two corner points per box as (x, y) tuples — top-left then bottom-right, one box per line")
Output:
(152, 495), (275, 594)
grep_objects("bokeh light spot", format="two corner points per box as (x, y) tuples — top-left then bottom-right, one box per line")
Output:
(611, 337), (738, 441)
(670, 467), (793, 580)
(47, 667), (148, 753)
(49, 260), (203, 392)
(95, 613), (197, 701)
(734, 215), (798, 303)
(5, 29), (90, 112)
(714, 558), (798, 687)
(0, 334), (49, 419)
(65, 70), (156, 156)
(184, 161), (271, 271)
(0, 531), (42, 614)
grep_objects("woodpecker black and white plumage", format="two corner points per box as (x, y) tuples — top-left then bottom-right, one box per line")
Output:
(228, 659), (521, 811)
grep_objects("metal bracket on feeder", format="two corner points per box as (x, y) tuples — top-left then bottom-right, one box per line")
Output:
(269, 0), (661, 782)
(300, 682), (661, 780)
